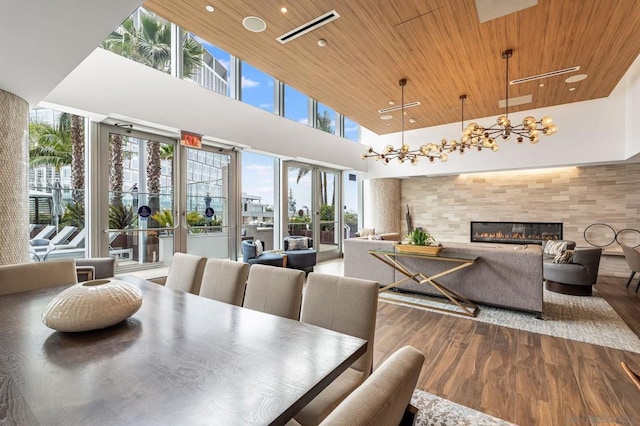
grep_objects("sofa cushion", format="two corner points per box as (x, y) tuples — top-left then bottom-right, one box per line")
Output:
(288, 237), (309, 250)
(543, 240), (567, 257)
(554, 249), (574, 264)
(254, 239), (264, 256)
(358, 228), (375, 237)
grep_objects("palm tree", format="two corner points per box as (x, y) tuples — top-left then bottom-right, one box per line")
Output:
(109, 134), (125, 208)
(103, 14), (204, 78)
(146, 140), (161, 223)
(29, 121), (72, 174)
(70, 114), (85, 201)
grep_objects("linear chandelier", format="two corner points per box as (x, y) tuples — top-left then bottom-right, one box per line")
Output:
(361, 79), (440, 165)
(438, 49), (558, 154)
(362, 49), (557, 166)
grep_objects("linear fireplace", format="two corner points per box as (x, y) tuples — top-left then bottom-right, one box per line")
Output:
(471, 221), (563, 245)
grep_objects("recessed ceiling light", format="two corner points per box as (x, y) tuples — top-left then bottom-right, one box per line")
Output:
(317, 39), (327, 47)
(569, 87), (576, 91)
(409, 118), (416, 123)
(539, 83), (545, 87)
(243, 16), (267, 32)
(565, 74), (588, 83)
(205, 5), (214, 12)
(389, 101), (395, 105)
(386, 123), (391, 126)
(380, 115), (393, 120)
(280, 7), (288, 13)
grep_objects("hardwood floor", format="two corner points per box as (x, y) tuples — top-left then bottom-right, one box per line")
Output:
(316, 261), (640, 425)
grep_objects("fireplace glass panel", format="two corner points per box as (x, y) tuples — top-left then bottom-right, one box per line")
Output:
(471, 221), (563, 244)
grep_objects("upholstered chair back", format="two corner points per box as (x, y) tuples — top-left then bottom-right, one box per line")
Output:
(301, 273), (379, 374)
(320, 346), (425, 426)
(572, 247), (603, 285)
(75, 257), (116, 279)
(622, 245), (640, 272)
(243, 264), (304, 320)
(295, 273), (380, 424)
(0, 260), (78, 296)
(199, 259), (249, 306)
(164, 253), (207, 294)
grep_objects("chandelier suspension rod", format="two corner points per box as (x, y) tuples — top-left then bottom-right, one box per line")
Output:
(503, 49), (513, 119)
(400, 78), (406, 146)
(460, 94), (466, 131)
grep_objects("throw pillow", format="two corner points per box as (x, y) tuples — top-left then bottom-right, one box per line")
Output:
(358, 228), (375, 237)
(287, 237), (308, 250)
(254, 239), (263, 256)
(544, 240), (567, 256)
(368, 234), (383, 240)
(554, 249), (574, 264)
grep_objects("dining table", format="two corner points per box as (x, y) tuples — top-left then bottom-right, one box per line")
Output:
(0, 275), (367, 425)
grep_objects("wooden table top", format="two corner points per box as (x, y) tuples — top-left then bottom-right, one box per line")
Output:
(0, 275), (367, 425)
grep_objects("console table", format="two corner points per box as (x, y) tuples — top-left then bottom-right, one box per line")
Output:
(369, 248), (479, 317)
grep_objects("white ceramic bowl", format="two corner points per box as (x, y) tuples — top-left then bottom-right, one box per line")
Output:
(42, 279), (143, 332)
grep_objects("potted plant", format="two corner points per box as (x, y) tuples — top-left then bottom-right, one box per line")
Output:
(395, 227), (443, 255)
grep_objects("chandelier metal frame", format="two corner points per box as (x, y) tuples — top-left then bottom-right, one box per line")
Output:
(362, 49), (557, 166)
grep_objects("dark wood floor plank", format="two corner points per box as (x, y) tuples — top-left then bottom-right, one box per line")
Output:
(371, 275), (640, 425)
(515, 343), (550, 403)
(571, 355), (630, 425)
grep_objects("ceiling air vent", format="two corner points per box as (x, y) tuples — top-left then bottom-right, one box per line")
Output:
(511, 66), (581, 85)
(378, 102), (421, 114)
(276, 10), (340, 44)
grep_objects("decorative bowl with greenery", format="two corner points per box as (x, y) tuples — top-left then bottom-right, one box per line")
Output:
(396, 228), (442, 255)
(407, 228), (437, 246)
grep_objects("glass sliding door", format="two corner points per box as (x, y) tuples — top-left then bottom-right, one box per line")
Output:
(106, 129), (176, 269)
(183, 146), (236, 259)
(286, 163), (314, 243)
(284, 162), (342, 262)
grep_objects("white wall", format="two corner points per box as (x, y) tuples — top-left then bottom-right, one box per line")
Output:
(625, 55), (640, 158)
(44, 48), (367, 173)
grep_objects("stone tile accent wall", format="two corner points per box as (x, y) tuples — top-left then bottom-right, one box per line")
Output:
(0, 89), (30, 265)
(401, 165), (640, 277)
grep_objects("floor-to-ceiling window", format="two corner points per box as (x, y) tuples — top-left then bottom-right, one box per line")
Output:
(241, 152), (278, 251)
(28, 107), (87, 262)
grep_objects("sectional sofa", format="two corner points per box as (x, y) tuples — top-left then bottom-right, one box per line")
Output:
(344, 236), (544, 316)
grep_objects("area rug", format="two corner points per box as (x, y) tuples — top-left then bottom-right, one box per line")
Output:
(380, 288), (640, 353)
(412, 389), (516, 426)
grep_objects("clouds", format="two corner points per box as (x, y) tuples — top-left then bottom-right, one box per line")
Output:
(241, 76), (260, 89)
(244, 164), (272, 175)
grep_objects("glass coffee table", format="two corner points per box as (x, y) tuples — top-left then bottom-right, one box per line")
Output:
(369, 248), (479, 317)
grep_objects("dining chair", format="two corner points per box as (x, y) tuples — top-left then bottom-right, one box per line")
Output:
(164, 253), (207, 294)
(319, 346), (425, 426)
(621, 244), (640, 292)
(294, 273), (379, 425)
(0, 259), (78, 296)
(75, 257), (116, 279)
(242, 264), (305, 320)
(199, 258), (249, 306)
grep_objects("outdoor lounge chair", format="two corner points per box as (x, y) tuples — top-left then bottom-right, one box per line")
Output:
(32, 225), (56, 240)
(49, 226), (78, 245)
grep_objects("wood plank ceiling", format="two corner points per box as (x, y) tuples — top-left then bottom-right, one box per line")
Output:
(144, 0), (640, 135)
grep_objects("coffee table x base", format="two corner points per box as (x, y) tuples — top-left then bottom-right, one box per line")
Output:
(369, 250), (479, 317)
